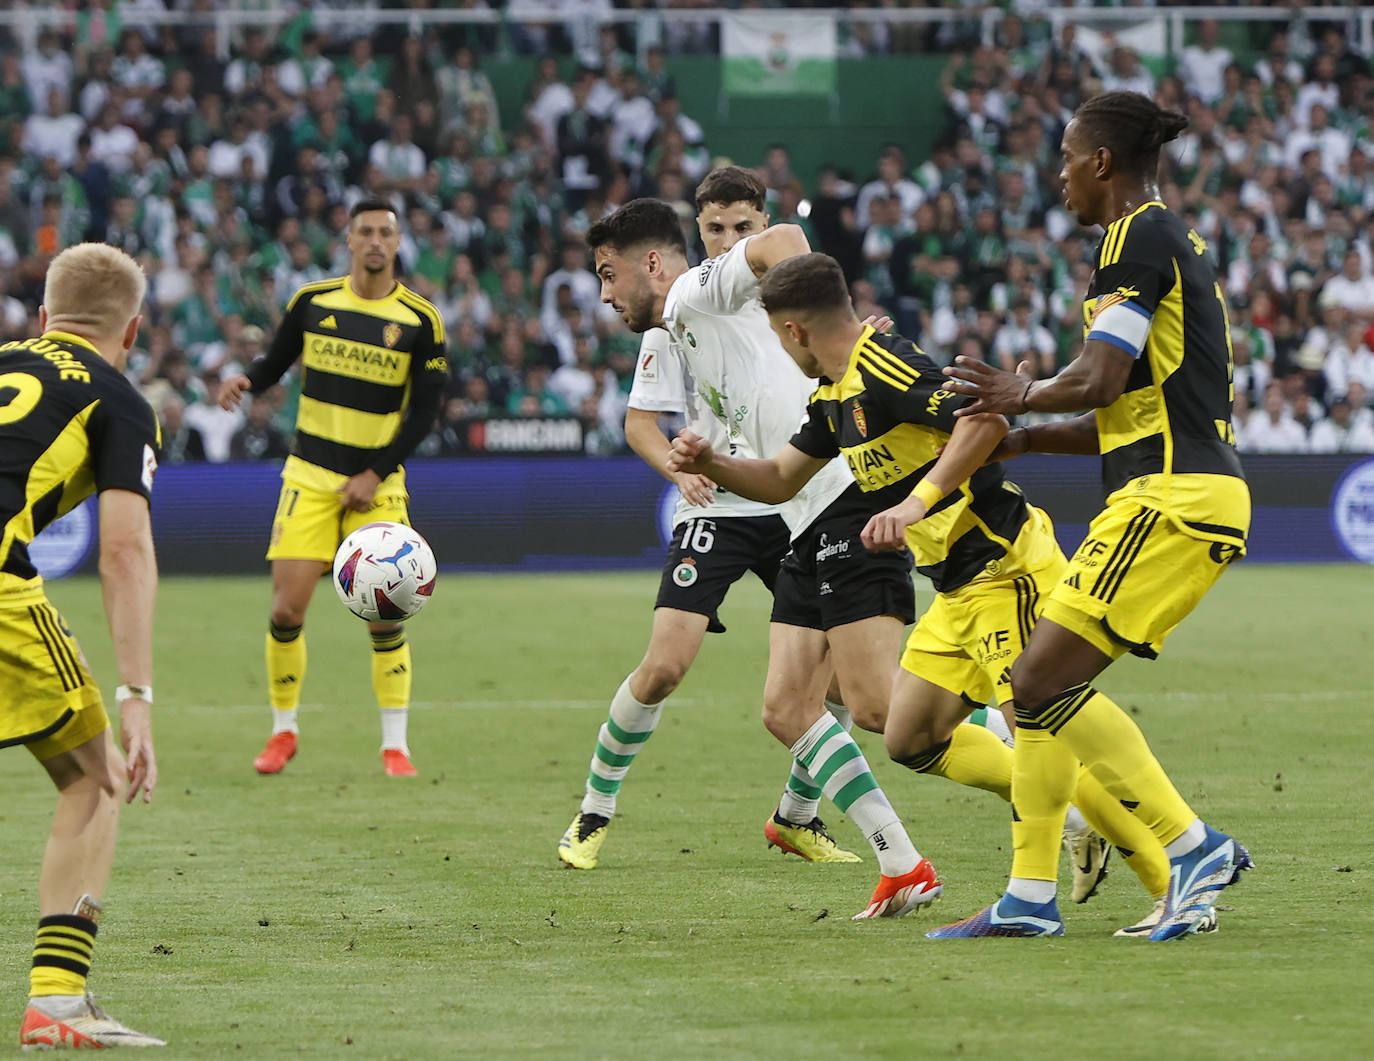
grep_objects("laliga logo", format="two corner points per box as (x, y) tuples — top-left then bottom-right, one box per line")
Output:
(29, 499), (96, 579)
(1332, 458), (1374, 563)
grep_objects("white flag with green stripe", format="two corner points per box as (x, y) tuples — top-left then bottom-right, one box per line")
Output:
(721, 12), (837, 97)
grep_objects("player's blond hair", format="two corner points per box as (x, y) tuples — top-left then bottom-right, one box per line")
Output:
(42, 243), (147, 338)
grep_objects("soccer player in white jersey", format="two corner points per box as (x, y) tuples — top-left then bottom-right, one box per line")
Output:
(559, 169), (864, 871)
(583, 195), (940, 919)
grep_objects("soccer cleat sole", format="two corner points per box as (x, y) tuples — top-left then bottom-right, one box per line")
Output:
(20, 1001), (166, 1049)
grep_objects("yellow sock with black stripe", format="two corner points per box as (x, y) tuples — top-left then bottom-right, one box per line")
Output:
(371, 628), (411, 751)
(266, 623), (305, 733)
(1071, 767), (1171, 899)
(1008, 722), (1079, 882)
(1044, 684), (1197, 848)
(30, 915), (96, 997)
(895, 723), (1013, 801)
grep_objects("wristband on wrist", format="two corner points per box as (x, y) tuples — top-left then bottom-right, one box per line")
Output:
(911, 478), (944, 509)
(115, 684), (153, 705)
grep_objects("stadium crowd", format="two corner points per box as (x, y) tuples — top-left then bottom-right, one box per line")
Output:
(0, 6), (1372, 457)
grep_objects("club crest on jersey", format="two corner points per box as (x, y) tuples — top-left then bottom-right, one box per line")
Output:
(1090, 286), (1141, 324)
(673, 559), (698, 586)
(684, 330), (697, 349)
(851, 399), (868, 438)
(382, 322), (402, 348)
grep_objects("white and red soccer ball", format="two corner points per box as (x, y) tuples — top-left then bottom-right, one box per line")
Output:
(332, 521), (437, 622)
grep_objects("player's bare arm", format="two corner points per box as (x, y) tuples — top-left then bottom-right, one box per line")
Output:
(625, 407), (716, 506)
(997, 412), (1102, 461)
(942, 339), (1133, 417)
(668, 430), (825, 505)
(97, 488), (158, 804)
(861, 411), (1010, 552)
(743, 223), (812, 277)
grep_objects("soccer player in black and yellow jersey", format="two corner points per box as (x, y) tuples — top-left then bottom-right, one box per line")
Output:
(218, 199), (449, 778)
(669, 252), (1175, 926)
(933, 91), (1253, 941)
(2, 244), (165, 1048)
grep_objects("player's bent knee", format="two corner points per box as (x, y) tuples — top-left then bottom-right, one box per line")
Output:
(760, 693), (810, 743)
(1008, 655), (1057, 715)
(843, 694), (888, 734)
(633, 657), (690, 704)
(1012, 682), (1095, 733)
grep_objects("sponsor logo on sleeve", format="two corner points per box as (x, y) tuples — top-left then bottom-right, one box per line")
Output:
(142, 444), (158, 491)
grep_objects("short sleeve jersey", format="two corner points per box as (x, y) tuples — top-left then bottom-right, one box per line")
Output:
(661, 236), (851, 535)
(627, 327), (782, 525)
(0, 332), (159, 589)
(790, 326), (1031, 592)
(1084, 201), (1249, 547)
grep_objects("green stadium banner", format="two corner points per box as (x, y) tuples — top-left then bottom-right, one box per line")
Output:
(721, 13), (837, 97)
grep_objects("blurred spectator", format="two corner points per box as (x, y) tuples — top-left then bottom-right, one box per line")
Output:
(1243, 383), (1308, 453)
(230, 395), (292, 461)
(1179, 20), (1233, 106)
(158, 394), (207, 462)
(23, 91), (85, 169)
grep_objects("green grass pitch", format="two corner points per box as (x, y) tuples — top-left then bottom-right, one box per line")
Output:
(0, 566), (1371, 1059)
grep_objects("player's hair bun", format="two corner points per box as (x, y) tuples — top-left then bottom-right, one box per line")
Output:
(1149, 110), (1190, 150)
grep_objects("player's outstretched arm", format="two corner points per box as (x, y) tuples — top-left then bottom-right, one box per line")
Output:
(669, 430), (824, 504)
(997, 412), (1101, 459)
(942, 339), (1133, 417)
(97, 488), (158, 804)
(625, 407), (716, 505)
(743, 223), (812, 277)
(862, 411), (1008, 551)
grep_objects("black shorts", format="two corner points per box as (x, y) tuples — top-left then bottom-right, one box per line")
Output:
(655, 514), (791, 633)
(770, 490), (916, 631)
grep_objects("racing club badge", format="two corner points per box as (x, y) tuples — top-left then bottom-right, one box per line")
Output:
(673, 559), (698, 587)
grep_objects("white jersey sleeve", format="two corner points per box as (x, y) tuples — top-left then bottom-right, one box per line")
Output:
(626, 328), (687, 414)
(673, 235), (762, 318)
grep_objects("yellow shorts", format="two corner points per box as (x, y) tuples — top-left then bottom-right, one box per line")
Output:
(267, 467), (410, 563)
(0, 586), (109, 761)
(900, 508), (1066, 706)
(1041, 500), (1242, 661)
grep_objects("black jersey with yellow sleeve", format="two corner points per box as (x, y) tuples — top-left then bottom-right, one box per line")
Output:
(789, 326), (1030, 592)
(0, 331), (159, 590)
(1084, 201), (1249, 547)
(247, 276), (449, 480)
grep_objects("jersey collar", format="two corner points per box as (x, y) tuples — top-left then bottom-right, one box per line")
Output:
(834, 323), (876, 387)
(344, 276), (399, 302)
(41, 329), (100, 354)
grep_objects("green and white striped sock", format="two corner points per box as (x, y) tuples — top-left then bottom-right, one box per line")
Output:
(580, 677), (663, 818)
(791, 714), (919, 876)
(777, 699), (852, 824)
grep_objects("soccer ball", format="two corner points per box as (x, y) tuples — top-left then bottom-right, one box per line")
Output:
(332, 521), (437, 622)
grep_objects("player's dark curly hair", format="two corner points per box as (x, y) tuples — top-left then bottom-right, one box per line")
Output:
(694, 166), (767, 213)
(586, 198), (687, 257)
(758, 252), (850, 317)
(1074, 91), (1189, 177)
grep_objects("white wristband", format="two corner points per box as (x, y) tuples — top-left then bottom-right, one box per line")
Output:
(115, 684), (153, 705)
